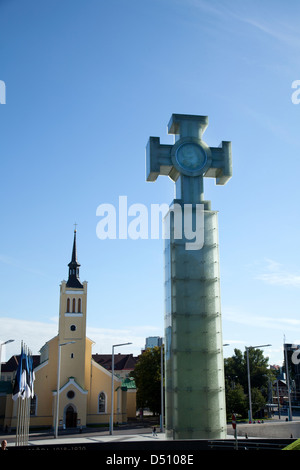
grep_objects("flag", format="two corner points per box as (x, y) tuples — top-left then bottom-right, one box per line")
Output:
(25, 353), (35, 399)
(12, 348), (27, 401)
(12, 348), (22, 400)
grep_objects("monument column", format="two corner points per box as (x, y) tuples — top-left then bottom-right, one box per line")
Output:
(146, 114), (232, 439)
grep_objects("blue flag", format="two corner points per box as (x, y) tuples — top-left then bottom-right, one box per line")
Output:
(12, 348), (28, 401)
(25, 353), (35, 399)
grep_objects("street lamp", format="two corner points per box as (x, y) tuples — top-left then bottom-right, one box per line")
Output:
(0, 340), (14, 379)
(284, 343), (293, 421)
(246, 344), (271, 423)
(54, 341), (75, 438)
(110, 342), (132, 435)
(160, 340), (164, 433)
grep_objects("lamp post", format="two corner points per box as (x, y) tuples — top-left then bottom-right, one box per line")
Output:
(284, 343), (293, 421)
(0, 340), (14, 380)
(110, 342), (132, 435)
(160, 340), (164, 433)
(54, 341), (75, 438)
(246, 344), (271, 423)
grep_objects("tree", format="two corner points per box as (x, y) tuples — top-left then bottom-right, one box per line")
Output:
(251, 387), (266, 417)
(130, 346), (163, 415)
(224, 348), (275, 419)
(225, 348), (274, 393)
(226, 383), (248, 418)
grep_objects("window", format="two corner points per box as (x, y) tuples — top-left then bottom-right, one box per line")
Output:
(30, 396), (37, 416)
(70, 325), (76, 331)
(98, 392), (106, 413)
(72, 298), (76, 313)
(66, 298), (70, 313)
(78, 298), (81, 313)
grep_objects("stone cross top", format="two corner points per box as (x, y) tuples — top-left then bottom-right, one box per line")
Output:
(146, 114), (232, 204)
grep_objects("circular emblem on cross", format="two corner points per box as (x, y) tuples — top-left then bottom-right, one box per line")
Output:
(171, 137), (212, 177)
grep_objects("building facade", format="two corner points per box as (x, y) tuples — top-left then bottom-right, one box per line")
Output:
(0, 230), (136, 430)
(145, 337), (163, 350)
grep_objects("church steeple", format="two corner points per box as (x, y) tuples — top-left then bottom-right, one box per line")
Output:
(66, 229), (83, 289)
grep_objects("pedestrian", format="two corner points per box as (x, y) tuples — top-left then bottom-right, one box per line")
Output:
(152, 426), (157, 436)
(1, 440), (7, 451)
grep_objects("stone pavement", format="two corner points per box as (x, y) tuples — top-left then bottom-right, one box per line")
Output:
(3, 417), (300, 448)
(2, 426), (164, 448)
(36, 431), (165, 447)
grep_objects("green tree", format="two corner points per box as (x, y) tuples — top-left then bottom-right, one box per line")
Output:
(224, 348), (275, 419)
(226, 383), (248, 418)
(225, 348), (274, 393)
(130, 346), (163, 415)
(251, 387), (266, 417)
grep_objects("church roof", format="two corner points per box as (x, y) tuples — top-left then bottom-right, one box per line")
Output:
(92, 353), (138, 372)
(66, 229), (83, 289)
(2, 353), (138, 374)
(1, 354), (40, 372)
(122, 377), (136, 389)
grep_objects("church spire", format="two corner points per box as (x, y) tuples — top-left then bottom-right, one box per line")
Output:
(66, 228), (83, 289)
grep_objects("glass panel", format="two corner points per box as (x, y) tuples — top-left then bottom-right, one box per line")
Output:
(163, 206), (226, 439)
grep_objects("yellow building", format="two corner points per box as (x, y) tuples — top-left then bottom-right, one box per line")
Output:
(1, 230), (136, 431)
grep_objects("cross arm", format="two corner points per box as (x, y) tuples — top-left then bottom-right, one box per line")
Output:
(205, 141), (232, 185)
(146, 137), (179, 182)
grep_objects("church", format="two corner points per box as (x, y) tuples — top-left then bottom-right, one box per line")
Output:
(0, 230), (136, 431)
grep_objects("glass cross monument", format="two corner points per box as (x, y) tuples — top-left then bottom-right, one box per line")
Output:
(146, 114), (232, 439)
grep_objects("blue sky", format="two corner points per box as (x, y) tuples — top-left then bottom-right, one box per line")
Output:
(1, 0), (300, 365)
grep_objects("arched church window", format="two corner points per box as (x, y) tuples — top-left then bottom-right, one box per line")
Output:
(98, 392), (106, 413)
(72, 298), (76, 313)
(66, 298), (70, 313)
(78, 298), (81, 313)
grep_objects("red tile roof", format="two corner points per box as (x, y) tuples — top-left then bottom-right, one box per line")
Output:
(1, 354), (40, 372)
(92, 353), (138, 371)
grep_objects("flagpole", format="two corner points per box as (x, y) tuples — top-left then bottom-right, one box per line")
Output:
(24, 397), (29, 446)
(16, 394), (21, 446)
(15, 341), (23, 446)
(26, 347), (33, 445)
(23, 344), (28, 446)
(21, 344), (26, 446)
(25, 348), (32, 445)
(14, 341), (34, 446)
(25, 344), (31, 445)
(20, 394), (25, 446)
(25, 345), (29, 445)
(20, 343), (26, 446)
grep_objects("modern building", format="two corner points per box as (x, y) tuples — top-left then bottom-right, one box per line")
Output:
(145, 337), (163, 350)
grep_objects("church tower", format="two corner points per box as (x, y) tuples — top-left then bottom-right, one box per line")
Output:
(5, 228), (136, 431)
(58, 229), (89, 390)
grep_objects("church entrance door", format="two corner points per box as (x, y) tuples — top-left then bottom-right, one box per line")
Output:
(66, 405), (77, 428)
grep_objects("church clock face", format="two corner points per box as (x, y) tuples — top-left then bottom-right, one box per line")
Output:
(176, 142), (207, 173)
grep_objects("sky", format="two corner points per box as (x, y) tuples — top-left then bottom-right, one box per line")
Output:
(1, 0), (300, 365)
